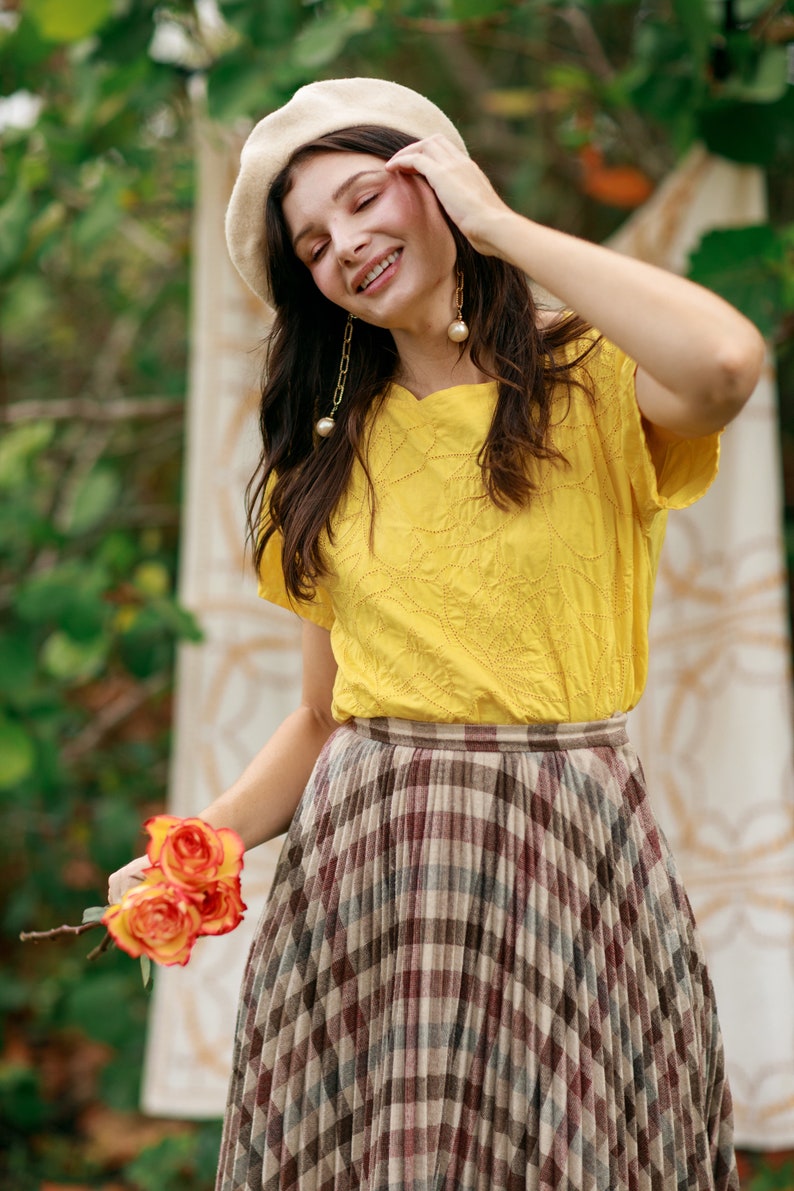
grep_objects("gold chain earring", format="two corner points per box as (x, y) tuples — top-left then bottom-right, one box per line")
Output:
(447, 268), (469, 343)
(316, 313), (354, 438)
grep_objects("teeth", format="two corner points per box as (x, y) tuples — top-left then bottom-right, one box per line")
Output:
(359, 251), (399, 291)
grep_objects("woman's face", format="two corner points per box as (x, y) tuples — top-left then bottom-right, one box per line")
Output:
(281, 150), (458, 333)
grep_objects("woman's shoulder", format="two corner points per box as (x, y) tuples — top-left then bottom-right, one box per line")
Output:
(537, 308), (603, 371)
(535, 306), (564, 332)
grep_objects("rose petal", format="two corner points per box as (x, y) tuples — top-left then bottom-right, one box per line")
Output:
(215, 827), (245, 881)
(197, 876), (247, 936)
(144, 814), (182, 866)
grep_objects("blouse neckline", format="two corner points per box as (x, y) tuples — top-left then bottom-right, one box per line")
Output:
(388, 380), (498, 405)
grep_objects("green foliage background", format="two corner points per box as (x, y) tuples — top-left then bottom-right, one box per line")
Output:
(1, 1), (792, 1187)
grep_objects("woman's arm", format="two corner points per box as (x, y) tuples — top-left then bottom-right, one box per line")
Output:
(107, 620), (337, 903)
(473, 216), (765, 439)
(386, 137), (766, 437)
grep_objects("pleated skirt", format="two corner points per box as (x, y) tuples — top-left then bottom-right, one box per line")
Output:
(215, 715), (738, 1191)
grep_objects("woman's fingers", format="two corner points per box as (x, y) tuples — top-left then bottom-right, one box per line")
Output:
(386, 135), (510, 253)
(107, 855), (149, 905)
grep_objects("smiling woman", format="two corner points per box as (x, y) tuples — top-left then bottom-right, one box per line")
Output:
(109, 77), (764, 1191)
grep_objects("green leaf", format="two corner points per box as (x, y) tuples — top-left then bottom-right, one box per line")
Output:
(149, 598), (203, 642)
(118, 619), (173, 678)
(16, 562), (110, 629)
(40, 630), (108, 681)
(620, 22), (702, 148)
(82, 905), (108, 924)
(688, 225), (786, 338)
(733, 46), (789, 105)
(91, 799), (148, 872)
(60, 588), (108, 641)
(0, 181), (34, 278)
(1, 272), (55, 339)
(72, 176), (126, 252)
(61, 970), (139, 1046)
(448, 0), (514, 16)
(96, 530), (138, 576)
(206, 50), (282, 123)
(64, 464), (122, 535)
(216, 0), (300, 45)
(25, 0), (113, 44)
(671, 0), (714, 65)
(0, 420), (54, 490)
(140, 954), (152, 990)
(0, 630), (37, 700)
(123, 1133), (197, 1191)
(699, 87), (794, 165)
(0, 13), (54, 86)
(291, 8), (375, 70)
(0, 717), (36, 789)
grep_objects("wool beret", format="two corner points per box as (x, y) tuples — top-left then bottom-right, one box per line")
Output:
(225, 77), (468, 306)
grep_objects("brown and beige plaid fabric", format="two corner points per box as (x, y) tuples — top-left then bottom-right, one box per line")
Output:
(216, 716), (738, 1191)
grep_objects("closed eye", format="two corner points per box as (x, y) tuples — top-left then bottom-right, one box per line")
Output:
(355, 192), (380, 211)
(310, 242), (328, 262)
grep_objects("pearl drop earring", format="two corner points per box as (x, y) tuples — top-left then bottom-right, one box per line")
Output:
(447, 268), (469, 343)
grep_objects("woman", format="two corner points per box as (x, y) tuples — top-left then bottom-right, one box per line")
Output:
(110, 78), (764, 1190)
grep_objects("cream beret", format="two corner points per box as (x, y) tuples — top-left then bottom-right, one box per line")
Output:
(225, 77), (468, 306)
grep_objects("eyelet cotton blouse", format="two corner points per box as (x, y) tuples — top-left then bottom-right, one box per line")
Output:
(257, 334), (720, 724)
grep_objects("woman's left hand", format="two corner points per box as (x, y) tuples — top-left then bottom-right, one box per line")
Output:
(385, 135), (512, 256)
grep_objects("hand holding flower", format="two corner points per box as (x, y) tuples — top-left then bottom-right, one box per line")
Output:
(103, 816), (247, 968)
(23, 816), (247, 974)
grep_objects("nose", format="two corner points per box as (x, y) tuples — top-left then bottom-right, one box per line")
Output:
(330, 217), (370, 264)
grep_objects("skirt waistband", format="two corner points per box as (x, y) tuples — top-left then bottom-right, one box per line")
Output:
(347, 713), (628, 752)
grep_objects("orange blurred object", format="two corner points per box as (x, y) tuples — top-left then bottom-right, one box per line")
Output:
(577, 144), (655, 209)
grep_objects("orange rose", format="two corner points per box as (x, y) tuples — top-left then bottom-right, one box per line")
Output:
(103, 877), (203, 967)
(196, 876), (247, 937)
(145, 816), (244, 892)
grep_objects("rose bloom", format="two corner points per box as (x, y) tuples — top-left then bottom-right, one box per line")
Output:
(197, 876), (247, 936)
(145, 815), (244, 892)
(103, 877), (203, 967)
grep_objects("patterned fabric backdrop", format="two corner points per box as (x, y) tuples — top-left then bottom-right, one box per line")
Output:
(141, 126), (794, 1146)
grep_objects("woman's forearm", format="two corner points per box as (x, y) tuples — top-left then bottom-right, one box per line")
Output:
(198, 703), (337, 850)
(479, 210), (765, 427)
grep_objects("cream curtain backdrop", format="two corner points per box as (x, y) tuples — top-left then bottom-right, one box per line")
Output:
(141, 127), (794, 1147)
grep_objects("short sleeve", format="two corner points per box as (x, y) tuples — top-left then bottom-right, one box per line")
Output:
(256, 523), (336, 631)
(592, 336), (721, 520)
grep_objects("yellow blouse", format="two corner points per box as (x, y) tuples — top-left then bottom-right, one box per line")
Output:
(258, 335), (720, 724)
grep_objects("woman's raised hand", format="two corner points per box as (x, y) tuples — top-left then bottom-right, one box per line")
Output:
(385, 135), (512, 257)
(107, 854), (150, 905)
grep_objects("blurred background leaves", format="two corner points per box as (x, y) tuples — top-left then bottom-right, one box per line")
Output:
(1, 0), (792, 1187)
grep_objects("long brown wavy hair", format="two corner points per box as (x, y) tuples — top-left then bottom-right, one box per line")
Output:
(247, 126), (599, 603)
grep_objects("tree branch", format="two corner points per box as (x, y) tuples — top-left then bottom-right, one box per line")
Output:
(63, 672), (171, 763)
(1, 397), (183, 424)
(20, 920), (102, 943)
(86, 931), (115, 961)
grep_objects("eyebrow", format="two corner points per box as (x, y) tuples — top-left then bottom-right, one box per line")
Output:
(291, 169), (387, 253)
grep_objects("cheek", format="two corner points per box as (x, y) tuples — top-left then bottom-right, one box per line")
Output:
(310, 261), (348, 307)
(409, 187), (456, 257)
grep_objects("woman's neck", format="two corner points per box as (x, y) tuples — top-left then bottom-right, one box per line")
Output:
(391, 330), (491, 401)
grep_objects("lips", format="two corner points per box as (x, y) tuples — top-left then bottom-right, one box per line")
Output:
(355, 249), (401, 293)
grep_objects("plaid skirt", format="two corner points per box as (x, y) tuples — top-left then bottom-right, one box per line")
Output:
(215, 715), (738, 1191)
